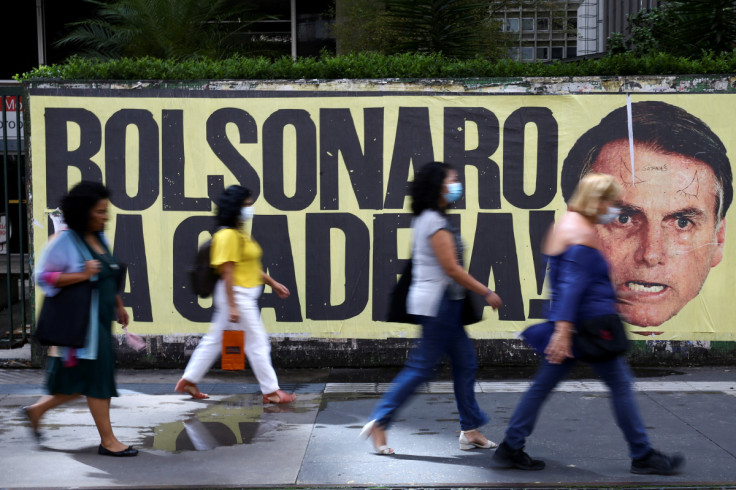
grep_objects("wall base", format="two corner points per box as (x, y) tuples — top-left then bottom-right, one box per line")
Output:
(59, 336), (736, 370)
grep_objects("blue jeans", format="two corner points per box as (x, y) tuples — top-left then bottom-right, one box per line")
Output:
(503, 356), (651, 459)
(369, 293), (489, 431)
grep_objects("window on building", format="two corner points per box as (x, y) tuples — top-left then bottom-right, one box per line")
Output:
(521, 18), (535, 31)
(552, 16), (565, 31)
(506, 18), (520, 32)
(537, 47), (549, 60)
(537, 17), (550, 31)
(567, 46), (577, 58)
(508, 47), (520, 60)
(521, 47), (534, 60)
(551, 46), (564, 59)
(568, 17), (577, 30)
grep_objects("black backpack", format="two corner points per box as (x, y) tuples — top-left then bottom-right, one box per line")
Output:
(189, 238), (219, 298)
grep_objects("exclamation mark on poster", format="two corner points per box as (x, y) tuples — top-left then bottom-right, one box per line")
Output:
(528, 210), (555, 319)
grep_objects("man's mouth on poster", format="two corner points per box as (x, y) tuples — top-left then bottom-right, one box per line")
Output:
(625, 280), (667, 294)
(615, 280), (674, 335)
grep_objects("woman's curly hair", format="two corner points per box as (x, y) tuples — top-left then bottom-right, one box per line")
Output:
(215, 185), (252, 227)
(60, 181), (110, 234)
(410, 161), (453, 216)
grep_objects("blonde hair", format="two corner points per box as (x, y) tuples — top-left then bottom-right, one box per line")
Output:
(567, 173), (622, 219)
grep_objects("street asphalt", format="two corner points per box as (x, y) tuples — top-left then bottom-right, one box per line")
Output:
(0, 361), (735, 489)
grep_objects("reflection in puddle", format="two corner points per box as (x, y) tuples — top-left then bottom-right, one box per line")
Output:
(147, 394), (303, 453)
(182, 417), (252, 450)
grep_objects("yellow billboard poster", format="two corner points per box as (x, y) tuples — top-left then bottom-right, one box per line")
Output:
(28, 88), (736, 342)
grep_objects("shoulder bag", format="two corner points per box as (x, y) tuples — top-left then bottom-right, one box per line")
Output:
(521, 314), (629, 362)
(461, 289), (485, 326)
(34, 232), (95, 348)
(385, 260), (418, 324)
(573, 314), (630, 362)
(385, 258), (486, 326)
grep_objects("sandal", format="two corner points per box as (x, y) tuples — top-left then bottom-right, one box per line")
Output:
(374, 445), (394, 455)
(262, 389), (297, 404)
(359, 419), (395, 455)
(459, 429), (497, 450)
(174, 378), (209, 399)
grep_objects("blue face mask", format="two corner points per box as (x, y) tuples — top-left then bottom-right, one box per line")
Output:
(240, 206), (254, 221)
(444, 182), (463, 204)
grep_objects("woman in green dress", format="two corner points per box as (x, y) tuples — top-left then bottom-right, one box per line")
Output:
(23, 181), (138, 457)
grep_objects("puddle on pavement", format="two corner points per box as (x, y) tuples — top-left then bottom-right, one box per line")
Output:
(142, 394), (310, 453)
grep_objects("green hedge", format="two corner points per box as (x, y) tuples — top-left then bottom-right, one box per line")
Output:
(16, 50), (736, 82)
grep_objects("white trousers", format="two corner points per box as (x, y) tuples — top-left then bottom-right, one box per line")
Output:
(182, 281), (280, 394)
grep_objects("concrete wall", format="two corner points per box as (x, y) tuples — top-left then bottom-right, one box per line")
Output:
(107, 337), (736, 370)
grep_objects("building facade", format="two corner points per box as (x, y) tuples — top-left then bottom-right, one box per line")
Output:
(497, 0), (661, 62)
(496, 1), (584, 62)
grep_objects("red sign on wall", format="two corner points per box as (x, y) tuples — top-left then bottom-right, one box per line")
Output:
(1, 95), (24, 139)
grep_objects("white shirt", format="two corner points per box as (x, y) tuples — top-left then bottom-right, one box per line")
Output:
(407, 209), (462, 317)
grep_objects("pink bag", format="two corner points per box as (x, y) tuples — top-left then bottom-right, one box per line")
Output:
(123, 326), (145, 351)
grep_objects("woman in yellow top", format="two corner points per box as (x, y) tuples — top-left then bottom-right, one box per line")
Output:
(175, 185), (296, 404)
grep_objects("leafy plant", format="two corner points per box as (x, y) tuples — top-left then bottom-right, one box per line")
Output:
(17, 51), (736, 83)
(333, 0), (556, 61)
(54, 0), (272, 60)
(625, 0), (736, 58)
(670, 0), (736, 56)
(332, 0), (395, 55)
(380, 0), (505, 59)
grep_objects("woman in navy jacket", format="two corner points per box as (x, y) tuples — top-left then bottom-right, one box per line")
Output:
(493, 173), (684, 475)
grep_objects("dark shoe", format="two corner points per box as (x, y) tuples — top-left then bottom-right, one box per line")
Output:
(98, 444), (139, 457)
(20, 407), (42, 442)
(492, 441), (545, 470)
(631, 449), (684, 475)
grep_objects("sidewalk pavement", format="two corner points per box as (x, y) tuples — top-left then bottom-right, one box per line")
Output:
(1, 364), (735, 489)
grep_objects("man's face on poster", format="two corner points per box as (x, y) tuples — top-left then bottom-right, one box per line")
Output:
(591, 140), (727, 329)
